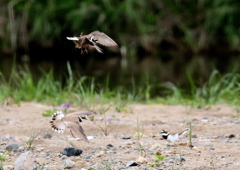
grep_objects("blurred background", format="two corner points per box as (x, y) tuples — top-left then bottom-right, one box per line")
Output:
(1, 0), (240, 100)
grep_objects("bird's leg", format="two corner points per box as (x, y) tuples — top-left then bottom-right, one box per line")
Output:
(70, 130), (76, 138)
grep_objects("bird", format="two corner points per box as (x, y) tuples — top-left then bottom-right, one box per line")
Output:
(161, 128), (190, 144)
(67, 31), (118, 54)
(50, 110), (97, 142)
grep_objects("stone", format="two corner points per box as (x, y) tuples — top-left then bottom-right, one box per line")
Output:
(136, 156), (148, 164)
(228, 134), (235, 138)
(43, 133), (52, 139)
(87, 136), (94, 140)
(61, 147), (83, 157)
(150, 143), (162, 150)
(3, 165), (14, 170)
(122, 135), (131, 140)
(126, 161), (140, 167)
(75, 160), (87, 168)
(106, 144), (114, 149)
(6, 143), (19, 151)
(96, 151), (105, 157)
(62, 158), (75, 169)
(14, 151), (34, 170)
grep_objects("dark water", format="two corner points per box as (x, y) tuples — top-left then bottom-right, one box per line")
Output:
(1, 50), (240, 97)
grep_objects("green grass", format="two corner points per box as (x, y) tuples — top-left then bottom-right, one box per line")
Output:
(0, 63), (240, 107)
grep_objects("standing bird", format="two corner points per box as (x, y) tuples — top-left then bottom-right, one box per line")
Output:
(50, 110), (97, 142)
(67, 31), (118, 54)
(161, 128), (190, 144)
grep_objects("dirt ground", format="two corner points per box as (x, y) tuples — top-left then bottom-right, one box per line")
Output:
(1, 102), (240, 169)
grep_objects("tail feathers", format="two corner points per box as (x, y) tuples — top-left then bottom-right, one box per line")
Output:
(67, 37), (79, 41)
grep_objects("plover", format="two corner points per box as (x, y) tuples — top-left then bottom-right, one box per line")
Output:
(67, 31), (118, 54)
(161, 128), (190, 143)
(50, 110), (97, 142)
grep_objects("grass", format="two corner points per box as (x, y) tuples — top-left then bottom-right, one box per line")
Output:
(23, 132), (40, 150)
(0, 63), (240, 107)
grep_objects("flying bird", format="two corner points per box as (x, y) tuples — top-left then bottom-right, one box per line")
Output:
(50, 110), (97, 142)
(161, 128), (189, 144)
(67, 31), (118, 54)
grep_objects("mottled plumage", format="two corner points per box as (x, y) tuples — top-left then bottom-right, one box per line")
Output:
(50, 110), (97, 142)
(67, 31), (118, 54)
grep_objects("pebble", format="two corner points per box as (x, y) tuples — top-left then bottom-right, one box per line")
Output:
(210, 147), (215, 150)
(75, 160), (87, 168)
(136, 156), (148, 164)
(14, 151), (34, 170)
(228, 134), (235, 138)
(3, 165), (14, 170)
(126, 161), (140, 167)
(62, 158), (75, 169)
(106, 144), (114, 149)
(43, 133), (52, 139)
(122, 135), (131, 140)
(96, 151), (105, 157)
(61, 147), (83, 156)
(6, 143), (19, 151)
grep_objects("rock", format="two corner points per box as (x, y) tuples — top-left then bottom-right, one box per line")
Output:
(150, 143), (162, 150)
(3, 165), (14, 170)
(61, 147), (83, 157)
(6, 143), (19, 151)
(106, 144), (114, 149)
(96, 151), (105, 157)
(75, 160), (87, 168)
(126, 161), (140, 167)
(177, 157), (186, 162)
(62, 158), (75, 169)
(122, 135), (131, 140)
(84, 155), (92, 159)
(179, 142), (188, 146)
(193, 147), (206, 151)
(14, 151), (34, 170)
(87, 136), (94, 140)
(136, 156), (148, 164)
(210, 147), (215, 150)
(228, 134), (235, 138)
(43, 133), (52, 139)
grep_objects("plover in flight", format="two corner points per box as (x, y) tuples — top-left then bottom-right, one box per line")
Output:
(50, 110), (97, 142)
(161, 128), (190, 144)
(67, 31), (118, 54)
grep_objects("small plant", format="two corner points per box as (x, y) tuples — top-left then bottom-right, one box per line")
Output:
(63, 138), (76, 148)
(115, 100), (132, 113)
(24, 132), (40, 150)
(96, 115), (112, 136)
(136, 142), (146, 157)
(102, 161), (112, 170)
(61, 102), (72, 113)
(149, 154), (165, 167)
(0, 151), (10, 170)
(134, 117), (144, 140)
(35, 163), (45, 170)
(42, 109), (57, 117)
(189, 121), (193, 148)
(97, 104), (112, 115)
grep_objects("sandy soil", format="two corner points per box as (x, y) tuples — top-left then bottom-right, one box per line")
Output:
(1, 102), (240, 169)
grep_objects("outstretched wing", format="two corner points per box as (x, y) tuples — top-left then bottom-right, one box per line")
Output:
(69, 110), (97, 118)
(66, 122), (89, 142)
(90, 31), (118, 47)
(50, 111), (66, 133)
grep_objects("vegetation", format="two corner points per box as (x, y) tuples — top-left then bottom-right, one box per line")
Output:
(0, 62), (240, 106)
